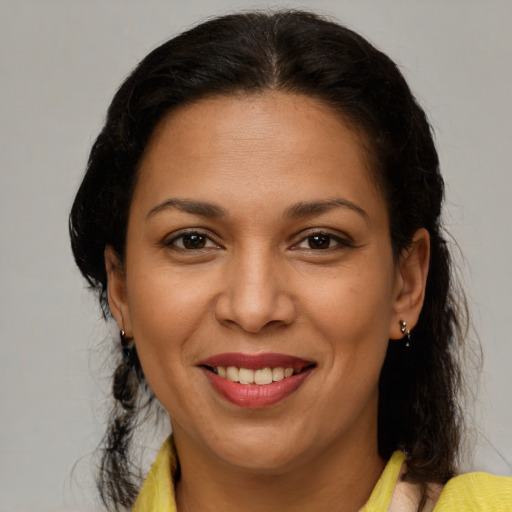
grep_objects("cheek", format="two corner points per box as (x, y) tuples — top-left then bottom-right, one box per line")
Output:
(124, 266), (216, 419)
(305, 270), (393, 413)
(304, 263), (395, 339)
(125, 265), (213, 363)
(300, 258), (395, 391)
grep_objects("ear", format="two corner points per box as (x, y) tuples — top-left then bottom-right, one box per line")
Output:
(105, 245), (132, 336)
(389, 228), (430, 340)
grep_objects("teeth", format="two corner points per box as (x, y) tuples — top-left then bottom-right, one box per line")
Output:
(215, 366), (296, 385)
(254, 367), (273, 385)
(272, 367), (284, 381)
(239, 368), (254, 384)
(226, 366), (239, 382)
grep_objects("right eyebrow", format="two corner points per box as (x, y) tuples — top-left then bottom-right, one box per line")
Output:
(283, 198), (369, 223)
(146, 198), (227, 220)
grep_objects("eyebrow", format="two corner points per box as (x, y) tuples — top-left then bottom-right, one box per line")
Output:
(146, 197), (368, 222)
(283, 198), (369, 222)
(146, 198), (227, 220)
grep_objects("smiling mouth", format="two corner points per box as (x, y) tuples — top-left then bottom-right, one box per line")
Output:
(199, 353), (316, 408)
(203, 365), (315, 386)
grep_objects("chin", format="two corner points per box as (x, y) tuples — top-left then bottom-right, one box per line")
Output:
(205, 425), (314, 474)
(222, 447), (304, 474)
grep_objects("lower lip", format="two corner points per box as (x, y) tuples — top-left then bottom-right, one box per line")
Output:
(203, 367), (313, 408)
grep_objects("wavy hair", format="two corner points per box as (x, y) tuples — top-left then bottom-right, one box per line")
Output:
(69, 10), (468, 510)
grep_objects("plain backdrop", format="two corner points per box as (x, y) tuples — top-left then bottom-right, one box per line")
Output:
(1, 1), (511, 510)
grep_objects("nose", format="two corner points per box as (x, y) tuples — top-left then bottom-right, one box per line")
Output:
(214, 248), (296, 333)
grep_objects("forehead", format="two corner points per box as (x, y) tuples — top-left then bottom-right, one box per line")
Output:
(144, 92), (370, 165)
(134, 92), (386, 221)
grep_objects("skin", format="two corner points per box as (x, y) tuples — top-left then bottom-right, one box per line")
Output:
(106, 92), (430, 512)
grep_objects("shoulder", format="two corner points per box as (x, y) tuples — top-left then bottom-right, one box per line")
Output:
(387, 460), (512, 512)
(434, 472), (512, 511)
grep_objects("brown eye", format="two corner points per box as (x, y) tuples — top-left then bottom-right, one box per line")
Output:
(308, 234), (333, 249)
(169, 232), (218, 250)
(293, 231), (351, 252)
(181, 233), (207, 249)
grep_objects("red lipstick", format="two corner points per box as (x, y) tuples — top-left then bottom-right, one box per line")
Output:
(200, 352), (312, 371)
(199, 352), (315, 408)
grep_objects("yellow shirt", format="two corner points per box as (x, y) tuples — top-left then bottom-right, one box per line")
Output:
(133, 437), (512, 511)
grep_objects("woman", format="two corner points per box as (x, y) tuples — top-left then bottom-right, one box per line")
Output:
(69, 10), (511, 512)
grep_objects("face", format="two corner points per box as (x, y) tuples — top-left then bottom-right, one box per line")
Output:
(107, 92), (428, 473)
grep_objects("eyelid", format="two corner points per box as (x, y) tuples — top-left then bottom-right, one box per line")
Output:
(160, 227), (355, 251)
(162, 228), (223, 250)
(290, 229), (355, 250)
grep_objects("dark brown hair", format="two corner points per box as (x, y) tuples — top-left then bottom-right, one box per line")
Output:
(69, 10), (467, 510)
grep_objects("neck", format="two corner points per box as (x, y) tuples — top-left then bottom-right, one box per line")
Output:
(174, 424), (385, 512)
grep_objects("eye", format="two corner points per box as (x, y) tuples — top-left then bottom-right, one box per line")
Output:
(167, 232), (219, 250)
(306, 234), (335, 250)
(294, 232), (350, 251)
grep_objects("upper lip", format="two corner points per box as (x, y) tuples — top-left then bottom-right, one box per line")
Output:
(199, 352), (315, 371)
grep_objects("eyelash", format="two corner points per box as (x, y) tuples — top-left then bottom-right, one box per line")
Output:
(292, 231), (353, 251)
(163, 229), (353, 253)
(163, 230), (221, 251)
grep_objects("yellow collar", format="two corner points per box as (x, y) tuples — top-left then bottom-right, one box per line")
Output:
(133, 436), (179, 512)
(133, 436), (405, 512)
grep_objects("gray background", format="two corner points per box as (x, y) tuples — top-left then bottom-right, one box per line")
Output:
(1, 1), (511, 510)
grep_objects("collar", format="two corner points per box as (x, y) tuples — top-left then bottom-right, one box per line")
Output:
(132, 436), (179, 512)
(133, 436), (406, 512)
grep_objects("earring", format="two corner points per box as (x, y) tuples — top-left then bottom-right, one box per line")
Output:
(120, 329), (135, 365)
(399, 320), (411, 347)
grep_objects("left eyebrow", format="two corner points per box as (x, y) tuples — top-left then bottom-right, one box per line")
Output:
(283, 198), (369, 222)
(146, 198), (227, 220)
